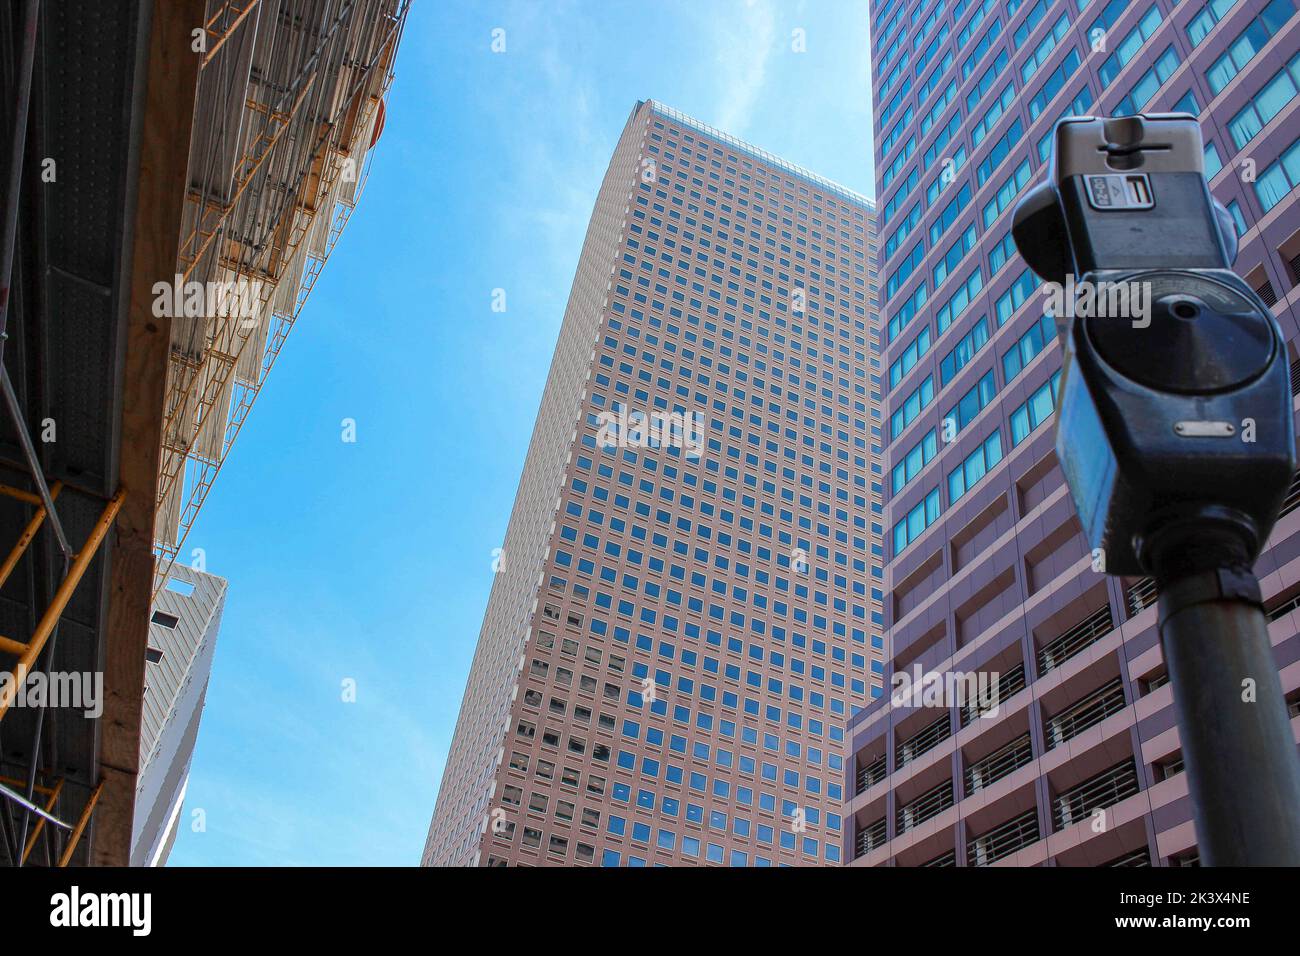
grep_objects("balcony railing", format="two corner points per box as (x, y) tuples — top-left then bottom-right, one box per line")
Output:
(1154, 753), (1185, 782)
(855, 817), (888, 858)
(1257, 279), (1278, 307)
(1106, 847), (1152, 867)
(1045, 677), (1126, 750)
(921, 848), (957, 867)
(1267, 588), (1300, 622)
(1052, 758), (1140, 831)
(1141, 672), (1169, 695)
(896, 713), (951, 769)
(855, 754), (887, 795)
(1279, 469), (1300, 519)
(964, 732), (1033, 796)
(897, 778), (954, 834)
(960, 662), (1026, 726)
(1126, 578), (1158, 617)
(1037, 603), (1114, 676)
(967, 807), (1040, 867)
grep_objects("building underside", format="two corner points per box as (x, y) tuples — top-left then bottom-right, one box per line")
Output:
(0, 0), (405, 867)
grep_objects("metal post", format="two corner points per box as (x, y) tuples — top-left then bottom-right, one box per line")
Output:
(1157, 563), (1300, 865)
(56, 780), (103, 868)
(21, 775), (63, 865)
(0, 366), (70, 558)
(0, 0), (39, 339)
(0, 488), (125, 722)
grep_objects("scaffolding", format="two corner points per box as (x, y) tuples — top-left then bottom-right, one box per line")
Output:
(153, 0), (407, 593)
(0, 476), (123, 868)
(0, 0), (407, 866)
(0, 0), (127, 867)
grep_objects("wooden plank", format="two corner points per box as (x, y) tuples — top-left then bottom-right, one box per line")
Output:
(93, 0), (206, 867)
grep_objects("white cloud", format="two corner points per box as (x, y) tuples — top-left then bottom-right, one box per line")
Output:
(711, 0), (778, 136)
(478, 1), (610, 321)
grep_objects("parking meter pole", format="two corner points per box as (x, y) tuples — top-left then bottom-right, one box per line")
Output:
(1152, 529), (1300, 866)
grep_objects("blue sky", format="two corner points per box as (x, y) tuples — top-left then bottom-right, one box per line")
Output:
(169, 0), (876, 866)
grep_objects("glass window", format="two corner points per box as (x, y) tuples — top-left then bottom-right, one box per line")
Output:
(1010, 372), (1063, 446)
(948, 430), (1003, 504)
(1226, 199), (1249, 236)
(1171, 89), (1200, 116)
(996, 268), (1040, 326)
(892, 428), (939, 494)
(1187, 0), (1241, 47)
(1116, 46), (1179, 116)
(1206, 0), (1297, 96)
(1228, 56), (1300, 150)
(1002, 311), (1055, 383)
(1204, 142), (1222, 179)
(893, 486), (942, 555)
(1255, 138), (1300, 212)
(1099, 5), (1160, 86)
(940, 316), (990, 386)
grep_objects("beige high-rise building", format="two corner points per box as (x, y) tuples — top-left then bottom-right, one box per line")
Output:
(424, 100), (882, 867)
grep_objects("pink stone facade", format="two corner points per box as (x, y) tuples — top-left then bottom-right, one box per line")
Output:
(850, 0), (1300, 867)
(425, 100), (883, 867)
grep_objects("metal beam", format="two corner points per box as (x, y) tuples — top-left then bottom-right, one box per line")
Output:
(200, 0), (261, 70)
(92, 0), (206, 868)
(0, 0), (38, 339)
(21, 776), (64, 865)
(0, 488), (124, 722)
(0, 779), (69, 831)
(57, 780), (103, 868)
(0, 480), (60, 590)
(0, 367), (70, 557)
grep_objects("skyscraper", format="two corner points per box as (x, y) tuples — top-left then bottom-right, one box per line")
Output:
(849, 0), (1300, 866)
(425, 100), (882, 867)
(133, 565), (228, 867)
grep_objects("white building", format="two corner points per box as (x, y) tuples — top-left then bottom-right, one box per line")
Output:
(131, 565), (227, 867)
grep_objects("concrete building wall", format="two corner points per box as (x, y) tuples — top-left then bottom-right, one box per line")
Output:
(848, 0), (1300, 867)
(425, 99), (883, 866)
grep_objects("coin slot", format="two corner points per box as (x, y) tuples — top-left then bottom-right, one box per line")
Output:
(1126, 175), (1151, 206)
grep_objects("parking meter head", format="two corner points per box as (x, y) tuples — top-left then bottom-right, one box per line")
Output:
(1011, 115), (1295, 575)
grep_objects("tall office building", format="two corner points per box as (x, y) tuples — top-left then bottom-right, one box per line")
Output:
(849, 0), (1300, 866)
(425, 100), (882, 867)
(133, 565), (228, 867)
